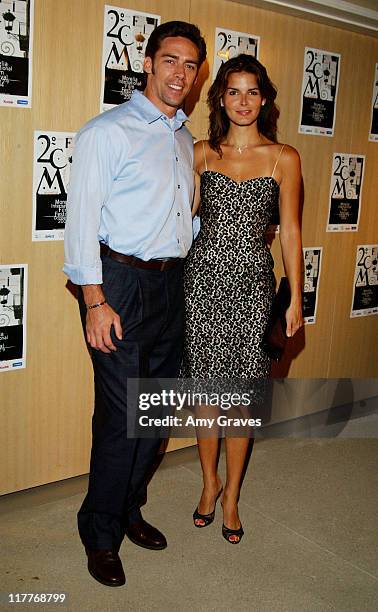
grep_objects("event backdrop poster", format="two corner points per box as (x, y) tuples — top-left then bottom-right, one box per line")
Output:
(0, 264), (27, 372)
(100, 5), (160, 112)
(32, 131), (75, 241)
(303, 247), (322, 324)
(351, 245), (378, 318)
(212, 28), (259, 80)
(326, 153), (365, 232)
(299, 47), (340, 137)
(369, 63), (378, 142)
(0, 0), (33, 108)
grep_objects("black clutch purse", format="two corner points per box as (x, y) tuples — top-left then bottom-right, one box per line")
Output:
(261, 277), (291, 362)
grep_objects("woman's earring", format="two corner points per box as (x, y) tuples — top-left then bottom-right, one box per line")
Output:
(220, 100), (224, 107)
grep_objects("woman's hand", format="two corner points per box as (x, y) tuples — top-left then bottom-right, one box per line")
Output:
(285, 301), (304, 338)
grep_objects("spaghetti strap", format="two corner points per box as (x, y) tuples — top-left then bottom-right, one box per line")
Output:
(271, 144), (285, 178)
(202, 140), (208, 172)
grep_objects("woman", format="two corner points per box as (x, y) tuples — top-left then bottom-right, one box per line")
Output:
(181, 54), (303, 543)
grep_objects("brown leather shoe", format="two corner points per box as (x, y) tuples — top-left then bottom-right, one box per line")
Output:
(124, 519), (167, 550)
(86, 548), (126, 587)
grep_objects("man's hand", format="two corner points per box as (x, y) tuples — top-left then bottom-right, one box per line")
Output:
(82, 284), (122, 353)
(86, 303), (122, 353)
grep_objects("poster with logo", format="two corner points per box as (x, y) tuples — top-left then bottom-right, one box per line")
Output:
(0, 264), (27, 372)
(302, 247), (322, 324)
(351, 245), (378, 318)
(299, 47), (341, 136)
(32, 131), (75, 241)
(100, 5), (160, 112)
(326, 153), (365, 232)
(0, 0), (34, 108)
(213, 28), (259, 80)
(369, 63), (378, 142)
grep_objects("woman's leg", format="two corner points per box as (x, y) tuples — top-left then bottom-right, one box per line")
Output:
(223, 437), (251, 540)
(194, 406), (222, 524)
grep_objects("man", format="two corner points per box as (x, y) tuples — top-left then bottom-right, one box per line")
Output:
(64, 21), (206, 587)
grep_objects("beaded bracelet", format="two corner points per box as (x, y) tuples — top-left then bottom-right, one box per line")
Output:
(86, 300), (107, 310)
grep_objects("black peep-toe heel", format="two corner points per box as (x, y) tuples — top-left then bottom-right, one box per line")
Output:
(222, 523), (244, 544)
(193, 488), (223, 528)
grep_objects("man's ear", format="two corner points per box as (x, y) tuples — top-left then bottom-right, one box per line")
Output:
(144, 56), (152, 74)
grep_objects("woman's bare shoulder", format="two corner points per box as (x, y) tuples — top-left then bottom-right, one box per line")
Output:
(194, 139), (210, 173)
(262, 139), (298, 154)
(193, 139), (210, 151)
(276, 142), (299, 157)
(278, 144), (301, 169)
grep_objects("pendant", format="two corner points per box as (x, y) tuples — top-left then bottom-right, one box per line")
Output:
(235, 144), (248, 154)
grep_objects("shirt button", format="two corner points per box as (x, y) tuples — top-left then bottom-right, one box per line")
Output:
(178, 185), (180, 189)
(177, 212), (180, 216)
(176, 157), (178, 162)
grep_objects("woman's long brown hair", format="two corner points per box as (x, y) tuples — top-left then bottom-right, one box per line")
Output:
(208, 54), (280, 157)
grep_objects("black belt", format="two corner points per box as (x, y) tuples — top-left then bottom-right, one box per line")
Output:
(100, 243), (181, 271)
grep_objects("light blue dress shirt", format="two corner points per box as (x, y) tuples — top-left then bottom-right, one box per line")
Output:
(63, 90), (195, 285)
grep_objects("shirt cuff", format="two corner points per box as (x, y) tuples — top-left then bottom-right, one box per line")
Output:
(63, 262), (103, 285)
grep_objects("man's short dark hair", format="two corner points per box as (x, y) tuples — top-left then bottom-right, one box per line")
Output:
(145, 21), (207, 67)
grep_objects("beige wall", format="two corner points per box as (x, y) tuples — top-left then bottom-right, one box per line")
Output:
(0, 0), (377, 494)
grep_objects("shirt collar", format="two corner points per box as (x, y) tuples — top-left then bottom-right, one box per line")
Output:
(129, 89), (189, 128)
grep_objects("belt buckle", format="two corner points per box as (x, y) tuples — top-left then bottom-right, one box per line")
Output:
(155, 257), (171, 272)
(159, 260), (169, 271)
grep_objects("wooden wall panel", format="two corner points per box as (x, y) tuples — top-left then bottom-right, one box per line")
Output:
(0, 0), (377, 493)
(0, 0), (191, 494)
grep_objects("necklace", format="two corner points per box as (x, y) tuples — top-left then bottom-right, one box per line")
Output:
(226, 137), (263, 154)
(234, 144), (250, 154)
(229, 143), (250, 154)
(227, 142), (258, 154)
